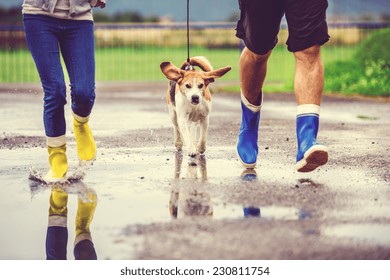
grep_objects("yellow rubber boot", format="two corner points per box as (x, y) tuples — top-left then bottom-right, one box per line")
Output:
(46, 187), (68, 260)
(49, 187), (69, 218)
(75, 191), (97, 240)
(74, 189), (98, 261)
(73, 115), (96, 162)
(44, 145), (68, 182)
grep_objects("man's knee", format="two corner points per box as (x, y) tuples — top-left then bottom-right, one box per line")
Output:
(242, 47), (272, 65)
(294, 45), (321, 64)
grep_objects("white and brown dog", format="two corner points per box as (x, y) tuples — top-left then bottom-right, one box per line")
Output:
(160, 57), (231, 156)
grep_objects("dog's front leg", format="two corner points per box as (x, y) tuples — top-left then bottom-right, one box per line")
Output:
(190, 122), (198, 149)
(170, 108), (183, 151)
(198, 116), (209, 154)
(178, 116), (197, 157)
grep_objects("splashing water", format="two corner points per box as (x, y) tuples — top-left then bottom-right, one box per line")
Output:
(28, 164), (87, 186)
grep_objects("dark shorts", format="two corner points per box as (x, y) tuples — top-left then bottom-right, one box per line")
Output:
(236, 0), (330, 54)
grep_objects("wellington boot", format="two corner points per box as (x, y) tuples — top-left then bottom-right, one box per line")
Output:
(75, 191), (97, 238)
(46, 187), (68, 260)
(74, 190), (97, 260)
(237, 101), (260, 168)
(73, 117), (96, 162)
(295, 114), (328, 172)
(44, 145), (68, 182)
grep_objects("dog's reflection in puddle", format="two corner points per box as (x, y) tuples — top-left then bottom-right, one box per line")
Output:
(169, 152), (212, 218)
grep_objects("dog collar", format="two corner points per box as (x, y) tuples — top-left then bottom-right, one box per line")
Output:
(184, 64), (194, 71)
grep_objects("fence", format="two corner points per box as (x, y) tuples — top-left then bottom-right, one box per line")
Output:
(0, 22), (389, 87)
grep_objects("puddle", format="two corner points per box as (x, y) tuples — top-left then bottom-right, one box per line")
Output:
(157, 150), (307, 221)
(323, 224), (390, 246)
(1, 144), (389, 259)
(213, 201), (309, 221)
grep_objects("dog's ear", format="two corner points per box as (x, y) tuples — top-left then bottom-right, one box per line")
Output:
(160, 62), (185, 83)
(202, 66), (232, 85)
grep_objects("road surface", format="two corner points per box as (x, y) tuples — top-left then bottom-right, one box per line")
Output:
(0, 82), (389, 259)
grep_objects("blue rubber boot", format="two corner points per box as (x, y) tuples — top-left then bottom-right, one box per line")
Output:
(237, 98), (261, 168)
(295, 111), (328, 172)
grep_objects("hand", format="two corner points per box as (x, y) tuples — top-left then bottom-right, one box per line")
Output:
(95, 0), (106, 9)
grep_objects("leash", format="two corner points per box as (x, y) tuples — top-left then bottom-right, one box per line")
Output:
(185, 0), (194, 71)
(186, 0), (190, 64)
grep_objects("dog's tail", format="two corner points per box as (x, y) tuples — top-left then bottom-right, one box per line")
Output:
(180, 56), (213, 72)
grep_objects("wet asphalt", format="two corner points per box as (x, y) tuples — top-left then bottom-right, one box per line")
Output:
(0, 82), (389, 260)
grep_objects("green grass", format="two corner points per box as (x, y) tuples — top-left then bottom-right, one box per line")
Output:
(0, 45), (359, 93)
(93, 45), (298, 85)
(0, 48), (40, 83)
(324, 29), (390, 97)
(94, 46), (241, 82)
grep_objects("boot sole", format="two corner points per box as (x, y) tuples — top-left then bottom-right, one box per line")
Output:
(79, 156), (96, 167)
(296, 145), (328, 172)
(236, 148), (257, 169)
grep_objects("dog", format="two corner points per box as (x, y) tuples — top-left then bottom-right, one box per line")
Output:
(160, 56), (231, 156)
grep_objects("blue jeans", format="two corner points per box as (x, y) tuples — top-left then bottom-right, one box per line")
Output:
(23, 14), (96, 138)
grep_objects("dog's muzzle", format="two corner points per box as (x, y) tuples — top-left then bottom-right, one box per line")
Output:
(191, 95), (200, 105)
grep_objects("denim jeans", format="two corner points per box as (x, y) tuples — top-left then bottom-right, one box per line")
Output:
(23, 14), (96, 138)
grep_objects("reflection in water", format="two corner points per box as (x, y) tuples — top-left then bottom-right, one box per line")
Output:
(46, 182), (97, 260)
(243, 206), (261, 218)
(296, 178), (324, 188)
(169, 152), (212, 218)
(241, 169), (261, 218)
(241, 169), (313, 220)
(169, 163), (313, 221)
(241, 168), (258, 182)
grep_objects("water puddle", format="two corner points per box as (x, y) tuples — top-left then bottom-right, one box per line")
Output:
(323, 224), (390, 246)
(213, 201), (309, 221)
(1, 145), (389, 259)
(28, 165), (86, 186)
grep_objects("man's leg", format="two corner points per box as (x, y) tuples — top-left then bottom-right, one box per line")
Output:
(284, 0), (330, 172)
(294, 45), (323, 106)
(235, 0), (284, 168)
(237, 48), (271, 168)
(294, 45), (328, 172)
(240, 48), (271, 106)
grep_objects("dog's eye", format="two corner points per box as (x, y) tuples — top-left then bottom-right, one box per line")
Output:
(198, 83), (204, 89)
(185, 84), (191, 89)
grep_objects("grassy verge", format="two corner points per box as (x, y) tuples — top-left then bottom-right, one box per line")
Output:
(4, 44), (386, 96)
(324, 29), (390, 97)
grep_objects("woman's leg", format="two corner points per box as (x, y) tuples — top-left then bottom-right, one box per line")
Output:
(59, 20), (95, 118)
(23, 15), (68, 179)
(60, 20), (97, 162)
